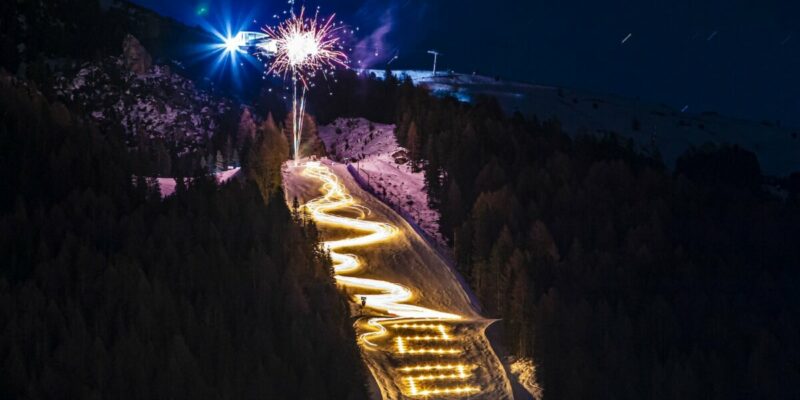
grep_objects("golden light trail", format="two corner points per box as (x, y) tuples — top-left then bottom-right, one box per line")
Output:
(299, 161), (482, 398)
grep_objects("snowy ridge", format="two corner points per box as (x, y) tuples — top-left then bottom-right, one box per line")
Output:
(55, 59), (232, 155)
(365, 69), (800, 176)
(319, 118), (445, 244)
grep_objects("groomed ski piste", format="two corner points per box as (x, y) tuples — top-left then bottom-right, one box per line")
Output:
(283, 157), (515, 399)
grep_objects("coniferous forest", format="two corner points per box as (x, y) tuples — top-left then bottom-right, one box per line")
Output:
(385, 80), (800, 399)
(1, 2), (372, 398)
(3, 0), (800, 398)
(306, 69), (800, 398)
(305, 70), (800, 398)
(0, 76), (369, 399)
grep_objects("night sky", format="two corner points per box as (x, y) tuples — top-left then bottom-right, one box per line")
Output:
(131, 0), (800, 126)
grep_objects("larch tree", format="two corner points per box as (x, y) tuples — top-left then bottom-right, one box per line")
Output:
(406, 121), (421, 165)
(284, 112), (326, 159)
(216, 150), (224, 172)
(237, 107), (257, 146)
(248, 113), (289, 203)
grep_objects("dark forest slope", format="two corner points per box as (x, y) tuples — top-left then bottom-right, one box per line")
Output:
(0, 67), (368, 400)
(307, 70), (800, 399)
(0, 2), (372, 398)
(389, 82), (800, 400)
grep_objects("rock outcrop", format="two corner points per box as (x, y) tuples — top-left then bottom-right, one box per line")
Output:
(122, 34), (151, 75)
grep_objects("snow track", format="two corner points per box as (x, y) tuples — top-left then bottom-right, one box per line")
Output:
(285, 160), (513, 399)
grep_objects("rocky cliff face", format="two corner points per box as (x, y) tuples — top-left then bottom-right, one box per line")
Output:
(54, 36), (233, 156)
(122, 34), (152, 75)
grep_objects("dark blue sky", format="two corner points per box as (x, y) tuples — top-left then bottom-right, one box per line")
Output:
(132, 0), (800, 126)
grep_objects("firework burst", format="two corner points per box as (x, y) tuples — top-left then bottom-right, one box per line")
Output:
(260, 6), (349, 163)
(262, 7), (348, 88)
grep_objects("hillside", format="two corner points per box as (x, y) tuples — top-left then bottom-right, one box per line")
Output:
(3, 0), (245, 178)
(54, 49), (233, 156)
(318, 118), (445, 244)
(367, 70), (800, 177)
(388, 79), (800, 399)
(0, 64), (370, 400)
(0, 2), (372, 399)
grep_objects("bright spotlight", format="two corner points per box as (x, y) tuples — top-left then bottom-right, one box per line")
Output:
(223, 33), (244, 53)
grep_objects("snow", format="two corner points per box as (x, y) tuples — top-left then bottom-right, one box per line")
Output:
(366, 70), (800, 176)
(156, 177), (177, 198)
(216, 167), (241, 184)
(509, 357), (543, 400)
(54, 58), (232, 153)
(355, 157), (445, 245)
(155, 167), (241, 198)
(282, 160), (514, 399)
(319, 118), (445, 244)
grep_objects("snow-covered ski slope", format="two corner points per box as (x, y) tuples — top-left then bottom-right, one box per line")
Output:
(319, 118), (445, 245)
(283, 160), (514, 400)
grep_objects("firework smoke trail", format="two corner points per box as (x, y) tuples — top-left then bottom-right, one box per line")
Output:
(262, 6), (348, 164)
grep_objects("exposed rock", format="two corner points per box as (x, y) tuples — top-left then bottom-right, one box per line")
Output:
(122, 34), (151, 75)
(391, 149), (409, 165)
(54, 58), (232, 155)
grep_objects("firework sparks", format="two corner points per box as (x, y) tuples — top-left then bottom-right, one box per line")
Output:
(262, 7), (348, 88)
(260, 7), (348, 163)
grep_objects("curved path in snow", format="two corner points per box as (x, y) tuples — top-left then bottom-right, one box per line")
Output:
(287, 161), (513, 399)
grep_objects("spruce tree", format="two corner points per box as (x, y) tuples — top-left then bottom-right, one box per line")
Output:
(237, 107), (257, 145)
(248, 113), (289, 203)
(216, 150), (224, 172)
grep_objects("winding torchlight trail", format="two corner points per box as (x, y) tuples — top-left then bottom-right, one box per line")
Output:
(301, 162), (481, 398)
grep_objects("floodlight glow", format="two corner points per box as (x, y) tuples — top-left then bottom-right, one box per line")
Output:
(224, 34), (245, 53)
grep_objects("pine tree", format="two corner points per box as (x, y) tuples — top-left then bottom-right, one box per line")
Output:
(155, 142), (171, 176)
(443, 179), (464, 236)
(407, 121), (421, 163)
(292, 196), (301, 222)
(248, 113), (289, 203)
(507, 251), (529, 355)
(216, 150), (224, 172)
(490, 226), (514, 314)
(225, 137), (233, 167)
(232, 149), (240, 167)
(237, 107), (257, 146)
(284, 112), (326, 159)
